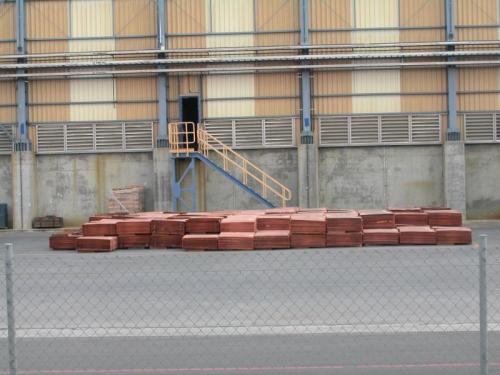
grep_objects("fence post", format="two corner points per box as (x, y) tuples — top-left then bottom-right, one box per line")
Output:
(479, 234), (488, 375)
(4, 243), (17, 375)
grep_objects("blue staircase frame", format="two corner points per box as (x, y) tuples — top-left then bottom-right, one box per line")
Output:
(171, 152), (275, 211)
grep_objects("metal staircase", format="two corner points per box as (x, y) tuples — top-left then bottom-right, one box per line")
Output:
(168, 122), (292, 211)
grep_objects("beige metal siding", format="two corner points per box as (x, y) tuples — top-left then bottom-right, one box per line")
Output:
(0, 81), (16, 123)
(115, 0), (157, 51)
(116, 77), (157, 121)
(0, 2), (15, 55)
(353, 0), (399, 44)
(458, 67), (500, 111)
(167, 0), (206, 49)
(310, 0), (352, 45)
(69, 0), (116, 122)
(206, 0), (254, 48)
(255, 0), (299, 47)
(255, 72), (299, 116)
(400, 0), (445, 43)
(352, 67), (401, 113)
(169, 75), (202, 120)
(26, 0), (69, 54)
(69, 0), (114, 53)
(69, 78), (116, 121)
(313, 71), (352, 114)
(401, 69), (447, 112)
(28, 79), (71, 123)
(456, 0), (498, 40)
(206, 73), (255, 117)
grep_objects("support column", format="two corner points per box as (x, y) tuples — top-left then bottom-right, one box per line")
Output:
(298, 0), (319, 208)
(153, 0), (173, 211)
(443, 0), (466, 214)
(12, 0), (35, 229)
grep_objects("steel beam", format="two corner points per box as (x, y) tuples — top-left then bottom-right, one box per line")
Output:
(299, 0), (313, 144)
(15, 0), (29, 147)
(157, 0), (169, 148)
(446, 0), (460, 141)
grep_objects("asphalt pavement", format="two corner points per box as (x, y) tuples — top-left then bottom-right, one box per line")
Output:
(0, 222), (499, 375)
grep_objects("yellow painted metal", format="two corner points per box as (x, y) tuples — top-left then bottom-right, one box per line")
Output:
(168, 122), (292, 207)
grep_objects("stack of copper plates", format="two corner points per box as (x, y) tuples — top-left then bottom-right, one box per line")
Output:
(298, 208), (328, 214)
(394, 212), (428, 226)
(265, 207), (299, 214)
(254, 230), (290, 249)
(151, 218), (188, 235)
(291, 234), (326, 248)
(186, 216), (223, 234)
(116, 219), (152, 235)
(76, 236), (118, 253)
(150, 234), (183, 248)
(118, 235), (150, 249)
(82, 219), (119, 236)
(434, 227), (472, 244)
(426, 210), (462, 226)
(89, 214), (113, 222)
(256, 215), (290, 231)
(363, 229), (399, 245)
(291, 214), (326, 234)
(359, 210), (395, 229)
(220, 215), (257, 232)
(398, 226), (437, 245)
(326, 210), (362, 232)
(182, 234), (219, 251)
(49, 231), (81, 250)
(218, 232), (255, 250)
(388, 207), (422, 213)
(326, 232), (363, 247)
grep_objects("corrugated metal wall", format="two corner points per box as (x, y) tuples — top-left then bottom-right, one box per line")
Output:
(114, 0), (157, 51)
(458, 67), (500, 111)
(167, 0), (206, 49)
(0, 81), (16, 123)
(0, 1), (15, 55)
(26, 0), (69, 54)
(399, 0), (445, 43)
(456, 0), (498, 40)
(309, 0), (352, 45)
(255, 0), (299, 47)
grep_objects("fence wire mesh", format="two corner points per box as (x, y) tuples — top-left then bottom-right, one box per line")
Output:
(0, 244), (498, 375)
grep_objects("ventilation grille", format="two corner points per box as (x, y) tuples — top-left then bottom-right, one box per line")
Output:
(36, 122), (153, 154)
(464, 113), (498, 143)
(204, 117), (296, 149)
(320, 114), (441, 146)
(0, 124), (14, 154)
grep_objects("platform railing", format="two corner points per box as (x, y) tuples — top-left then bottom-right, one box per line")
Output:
(168, 122), (292, 207)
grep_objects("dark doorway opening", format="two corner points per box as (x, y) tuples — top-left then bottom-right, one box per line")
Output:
(180, 96), (200, 150)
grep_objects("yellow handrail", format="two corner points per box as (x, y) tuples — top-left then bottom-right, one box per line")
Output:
(168, 122), (292, 207)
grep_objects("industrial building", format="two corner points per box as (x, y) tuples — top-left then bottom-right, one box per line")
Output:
(0, 0), (499, 228)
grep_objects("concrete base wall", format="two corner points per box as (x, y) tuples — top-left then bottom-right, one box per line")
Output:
(319, 146), (445, 210)
(204, 149), (299, 211)
(0, 155), (13, 227)
(465, 144), (500, 220)
(36, 153), (154, 226)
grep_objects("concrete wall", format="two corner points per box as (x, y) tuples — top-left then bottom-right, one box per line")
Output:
(36, 153), (154, 226)
(0, 155), (12, 227)
(465, 145), (500, 220)
(319, 146), (445, 210)
(204, 148), (299, 211)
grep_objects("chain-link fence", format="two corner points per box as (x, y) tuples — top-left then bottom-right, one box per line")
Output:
(0, 240), (498, 375)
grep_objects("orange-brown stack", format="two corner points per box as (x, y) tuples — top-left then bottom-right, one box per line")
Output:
(434, 227), (472, 244)
(76, 237), (118, 253)
(182, 234), (219, 251)
(363, 229), (400, 245)
(399, 226), (437, 245)
(326, 210), (363, 247)
(359, 210), (395, 229)
(219, 232), (255, 250)
(290, 214), (326, 248)
(220, 216), (257, 232)
(426, 210), (463, 227)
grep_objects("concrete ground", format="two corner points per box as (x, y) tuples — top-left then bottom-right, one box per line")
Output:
(0, 222), (499, 375)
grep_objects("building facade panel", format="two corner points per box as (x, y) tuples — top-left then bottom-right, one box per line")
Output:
(401, 68), (447, 112)
(0, 81), (16, 123)
(114, 0), (157, 51)
(310, 0), (352, 45)
(0, 2), (15, 55)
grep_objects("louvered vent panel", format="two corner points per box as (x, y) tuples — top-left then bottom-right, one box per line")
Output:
(125, 123), (153, 150)
(235, 119), (263, 147)
(66, 124), (94, 152)
(0, 125), (13, 154)
(319, 117), (349, 146)
(265, 118), (295, 147)
(411, 115), (441, 143)
(496, 114), (500, 141)
(204, 120), (234, 147)
(381, 115), (409, 143)
(37, 125), (65, 153)
(350, 116), (379, 144)
(465, 113), (494, 142)
(95, 123), (123, 151)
